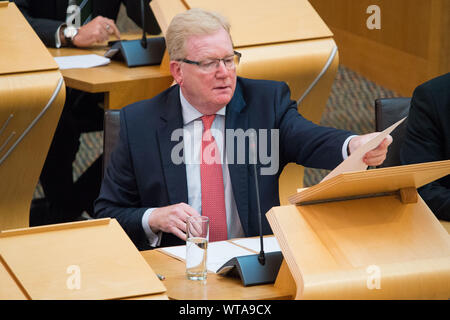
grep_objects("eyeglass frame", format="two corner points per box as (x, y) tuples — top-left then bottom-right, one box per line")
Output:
(177, 51), (242, 71)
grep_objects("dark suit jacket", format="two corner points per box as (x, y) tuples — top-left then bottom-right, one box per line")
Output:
(14, 0), (161, 47)
(94, 77), (353, 250)
(400, 72), (450, 220)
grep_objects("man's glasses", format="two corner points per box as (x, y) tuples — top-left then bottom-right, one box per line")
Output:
(179, 51), (241, 72)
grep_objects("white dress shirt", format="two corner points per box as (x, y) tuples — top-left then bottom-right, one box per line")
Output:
(142, 89), (245, 247)
(141, 89), (354, 247)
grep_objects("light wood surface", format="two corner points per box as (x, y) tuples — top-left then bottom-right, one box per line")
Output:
(185, 0), (332, 47)
(288, 160), (450, 205)
(442, 221), (450, 234)
(309, 0), (450, 96)
(0, 2), (57, 75)
(0, 3), (65, 231)
(0, 219), (167, 300)
(48, 37), (173, 109)
(0, 255), (29, 299)
(141, 249), (293, 300)
(268, 200), (450, 299)
(268, 161), (450, 299)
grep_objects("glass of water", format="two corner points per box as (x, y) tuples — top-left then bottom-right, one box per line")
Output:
(186, 216), (209, 281)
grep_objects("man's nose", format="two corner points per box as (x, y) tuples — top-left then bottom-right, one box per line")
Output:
(215, 60), (229, 76)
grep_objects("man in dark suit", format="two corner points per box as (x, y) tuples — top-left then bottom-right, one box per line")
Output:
(400, 73), (450, 221)
(14, 0), (160, 48)
(14, 0), (160, 226)
(94, 8), (391, 251)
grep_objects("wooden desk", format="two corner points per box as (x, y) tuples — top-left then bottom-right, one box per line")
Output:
(48, 36), (173, 109)
(141, 249), (293, 300)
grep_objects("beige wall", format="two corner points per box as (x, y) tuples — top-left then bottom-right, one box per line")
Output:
(309, 0), (449, 96)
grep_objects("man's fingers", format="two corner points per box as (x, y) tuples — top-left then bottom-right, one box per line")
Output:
(181, 202), (201, 217)
(148, 203), (202, 241)
(169, 226), (187, 241)
(187, 219), (203, 238)
(363, 153), (387, 166)
(104, 18), (120, 39)
(361, 136), (392, 166)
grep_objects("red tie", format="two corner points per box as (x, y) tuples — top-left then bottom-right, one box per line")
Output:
(200, 115), (227, 242)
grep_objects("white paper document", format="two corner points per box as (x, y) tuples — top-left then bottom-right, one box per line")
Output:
(321, 117), (406, 182)
(160, 240), (255, 273)
(231, 236), (281, 253)
(54, 54), (110, 70)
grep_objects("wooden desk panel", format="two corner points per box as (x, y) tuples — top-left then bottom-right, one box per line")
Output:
(48, 40), (173, 109)
(141, 250), (293, 300)
(0, 2), (57, 75)
(309, 0), (450, 96)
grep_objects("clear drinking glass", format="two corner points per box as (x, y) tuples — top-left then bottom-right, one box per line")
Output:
(186, 216), (209, 281)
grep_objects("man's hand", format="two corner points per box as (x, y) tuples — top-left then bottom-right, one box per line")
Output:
(348, 133), (393, 166)
(148, 203), (201, 241)
(72, 16), (120, 47)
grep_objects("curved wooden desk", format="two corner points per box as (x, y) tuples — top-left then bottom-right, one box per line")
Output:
(48, 39), (173, 110)
(0, 2), (65, 231)
(141, 249), (292, 300)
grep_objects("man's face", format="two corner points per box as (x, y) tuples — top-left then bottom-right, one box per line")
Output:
(170, 28), (237, 115)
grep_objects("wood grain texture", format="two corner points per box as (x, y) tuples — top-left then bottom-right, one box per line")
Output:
(48, 41), (173, 109)
(0, 3), (66, 231)
(0, 255), (29, 300)
(268, 161), (450, 299)
(142, 249), (293, 300)
(0, 219), (167, 300)
(0, 3), (57, 75)
(268, 199), (450, 299)
(309, 0), (450, 96)
(288, 160), (450, 205)
(0, 71), (65, 231)
(185, 0), (332, 47)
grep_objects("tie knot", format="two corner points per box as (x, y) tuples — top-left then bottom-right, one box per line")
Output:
(201, 115), (216, 131)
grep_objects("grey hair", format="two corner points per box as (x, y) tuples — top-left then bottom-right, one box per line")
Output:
(166, 8), (232, 61)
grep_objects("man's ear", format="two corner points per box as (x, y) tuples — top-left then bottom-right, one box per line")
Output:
(170, 61), (183, 86)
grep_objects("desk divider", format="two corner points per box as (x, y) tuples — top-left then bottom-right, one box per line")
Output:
(267, 160), (450, 299)
(0, 218), (167, 300)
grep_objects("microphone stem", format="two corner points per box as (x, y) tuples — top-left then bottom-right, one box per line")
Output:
(252, 138), (265, 266)
(140, 0), (147, 48)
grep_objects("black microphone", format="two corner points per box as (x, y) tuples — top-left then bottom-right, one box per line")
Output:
(103, 0), (165, 67)
(250, 133), (265, 266)
(140, 0), (147, 49)
(216, 131), (283, 286)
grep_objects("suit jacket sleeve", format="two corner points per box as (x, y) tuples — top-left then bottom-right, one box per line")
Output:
(14, 0), (64, 47)
(276, 82), (352, 170)
(94, 108), (151, 251)
(400, 79), (450, 220)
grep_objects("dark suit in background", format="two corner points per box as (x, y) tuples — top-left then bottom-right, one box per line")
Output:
(14, 0), (161, 47)
(14, 0), (161, 226)
(400, 72), (450, 220)
(95, 77), (354, 250)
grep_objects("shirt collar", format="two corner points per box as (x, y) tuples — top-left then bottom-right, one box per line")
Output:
(179, 88), (226, 125)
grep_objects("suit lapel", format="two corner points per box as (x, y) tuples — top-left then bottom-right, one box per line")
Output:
(157, 87), (188, 205)
(225, 81), (250, 235)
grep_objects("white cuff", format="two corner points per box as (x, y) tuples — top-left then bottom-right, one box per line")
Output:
(142, 208), (162, 247)
(55, 23), (66, 48)
(342, 135), (358, 159)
